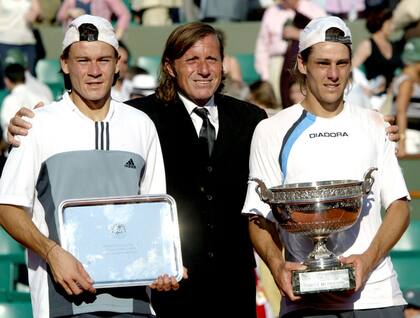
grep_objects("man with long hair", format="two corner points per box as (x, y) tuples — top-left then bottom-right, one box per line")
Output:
(125, 22), (268, 317)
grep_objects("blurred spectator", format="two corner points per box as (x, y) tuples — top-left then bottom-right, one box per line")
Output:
(259, 0), (276, 7)
(392, 0), (420, 39)
(364, 0), (398, 14)
(120, 66), (152, 100)
(216, 29), (249, 100)
(247, 0), (275, 21)
(310, 0), (327, 10)
(181, 0), (201, 22)
(393, 37), (420, 157)
(352, 8), (405, 111)
(215, 28), (243, 84)
(325, 0), (365, 21)
(130, 74), (157, 99)
(131, 0), (182, 26)
(279, 0), (326, 108)
(254, 0), (325, 105)
(248, 80), (280, 117)
(111, 41), (131, 102)
(0, 0), (42, 88)
(1, 63), (50, 141)
(255, 256), (278, 318)
(215, 28), (249, 100)
(288, 79), (304, 105)
(38, 0), (62, 25)
(404, 289), (420, 318)
(56, 0), (131, 39)
(200, 0), (249, 22)
(126, 65), (150, 80)
(344, 67), (375, 109)
(223, 77), (250, 101)
(4, 48), (53, 103)
(393, 0), (420, 29)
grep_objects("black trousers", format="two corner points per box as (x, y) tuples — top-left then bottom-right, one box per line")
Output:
(282, 305), (405, 318)
(151, 265), (257, 318)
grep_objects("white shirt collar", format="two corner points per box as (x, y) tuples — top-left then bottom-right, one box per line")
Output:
(178, 93), (217, 119)
(63, 91), (115, 122)
(178, 92), (219, 136)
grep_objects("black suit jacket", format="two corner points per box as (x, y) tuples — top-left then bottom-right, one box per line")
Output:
(126, 93), (267, 317)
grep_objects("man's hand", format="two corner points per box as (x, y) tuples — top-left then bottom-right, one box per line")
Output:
(149, 267), (188, 292)
(271, 260), (306, 301)
(46, 243), (96, 295)
(7, 107), (37, 146)
(339, 254), (374, 292)
(383, 115), (400, 142)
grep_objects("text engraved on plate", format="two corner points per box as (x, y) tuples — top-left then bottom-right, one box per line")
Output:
(299, 269), (350, 293)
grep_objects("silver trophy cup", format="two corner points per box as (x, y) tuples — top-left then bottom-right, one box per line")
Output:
(252, 167), (377, 295)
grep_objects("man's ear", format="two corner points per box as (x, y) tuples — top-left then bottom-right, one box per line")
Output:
(297, 54), (307, 75)
(60, 55), (69, 75)
(115, 54), (120, 75)
(165, 60), (175, 78)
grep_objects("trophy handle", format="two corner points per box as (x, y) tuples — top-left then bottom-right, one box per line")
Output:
(362, 167), (378, 194)
(250, 178), (274, 203)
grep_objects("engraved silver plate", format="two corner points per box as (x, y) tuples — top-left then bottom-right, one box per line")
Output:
(298, 268), (352, 293)
(57, 195), (183, 288)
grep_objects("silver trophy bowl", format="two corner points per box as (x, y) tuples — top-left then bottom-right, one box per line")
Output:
(252, 167), (377, 270)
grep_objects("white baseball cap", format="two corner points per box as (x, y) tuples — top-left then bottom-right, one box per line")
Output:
(299, 16), (352, 53)
(131, 74), (157, 96)
(62, 14), (119, 52)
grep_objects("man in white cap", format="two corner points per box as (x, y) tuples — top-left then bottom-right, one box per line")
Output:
(129, 73), (157, 99)
(242, 16), (410, 317)
(0, 14), (180, 318)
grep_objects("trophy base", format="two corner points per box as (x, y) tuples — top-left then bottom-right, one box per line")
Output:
(292, 264), (355, 295)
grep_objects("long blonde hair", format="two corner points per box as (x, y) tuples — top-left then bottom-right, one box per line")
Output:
(156, 22), (225, 103)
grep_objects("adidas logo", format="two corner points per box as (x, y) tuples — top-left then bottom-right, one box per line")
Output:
(124, 159), (136, 169)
